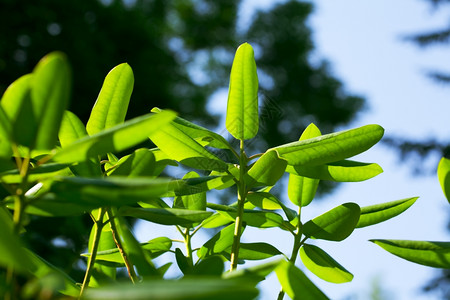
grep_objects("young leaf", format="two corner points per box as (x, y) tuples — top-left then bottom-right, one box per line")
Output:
(437, 157), (450, 204)
(271, 124), (384, 167)
(288, 123), (321, 207)
(119, 207), (213, 227)
(226, 42), (259, 140)
(370, 240), (450, 268)
(148, 116), (228, 171)
(300, 244), (353, 283)
(197, 223), (236, 259)
(52, 110), (176, 163)
(31, 52), (71, 150)
(356, 197), (418, 228)
(86, 63), (134, 135)
(59, 110), (88, 147)
(174, 171), (207, 211)
(286, 160), (383, 182)
(153, 107), (232, 150)
(275, 260), (329, 300)
(303, 203), (360, 241)
(224, 242), (283, 260)
(246, 150), (287, 188)
(82, 278), (259, 300)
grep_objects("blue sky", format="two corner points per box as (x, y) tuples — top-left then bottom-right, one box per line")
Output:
(138, 1), (450, 299)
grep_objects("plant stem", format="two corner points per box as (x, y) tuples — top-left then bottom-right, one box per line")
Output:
(80, 208), (106, 297)
(107, 207), (138, 283)
(230, 140), (247, 271)
(184, 227), (194, 267)
(277, 206), (304, 300)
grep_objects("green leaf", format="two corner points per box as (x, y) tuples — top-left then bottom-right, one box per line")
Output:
(108, 212), (159, 277)
(86, 63), (134, 135)
(286, 160), (383, 182)
(25, 249), (80, 297)
(0, 209), (32, 273)
(303, 203), (360, 241)
(119, 207), (213, 226)
(58, 110), (88, 147)
(0, 105), (12, 157)
(153, 107), (232, 150)
(370, 240), (450, 268)
(148, 116), (228, 171)
(1, 74), (36, 148)
(246, 150), (287, 188)
(218, 210), (285, 229)
(356, 197), (418, 228)
(107, 148), (156, 177)
(224, 258), (283, 283)
(197, 223), (236, 259)
(174, 172), (207, 211)
(275, 260), (329, 300)
(200, 213), (234, 229)
(226, 42), (259, 140)
(31, 52), (71, 150)
(271, 124), (384, 167)
(246, 192), (297, 221)
(288, 123), (321, 207)
(300, 244), (353, 283)
(224, 242), (283, 260)
(175, 248), (192, 275)
(82, 278), (258, 300)
(83, 237), (173, 265)
(0, 163), (71, 184)
(192, 255), (224, 276)
(437, 157), (450, 204)
(52, 110), (176, 163)
(22, 177), (173, 216)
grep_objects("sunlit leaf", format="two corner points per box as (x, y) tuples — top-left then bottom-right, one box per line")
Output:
(246, 150), (287, 188)
(224, 258), (283, 283)
(0, 105), (12, 157)
(153, 107), (232, 150)
(197, 223), (236, 259)
(356, 197), (418, 228)
(224, 242), (283, 260)
(271, 124), (384, 167)
(119, 207), (213, 226)
(218, 210), (285, 229)
(0, 163), (71, 184)
(275, 260), (328, 300)
(86, 63), (134, 135)
(174, 171), (207, 212)
(82, 278), (258, 300)
(286, 160), (383, 182)
(437, 157), (450, 204)
(148, 115), (228, 171)
(226, 43), (259, 140)
(52, 110), (176, 163)
(246, 191), (297, 221)
(371, 239), (450, 268)
(288, 123), (321, 207)
(107, 148), (156, 177)
(303, 203), (360, 241)
(300, 244), (353, 283)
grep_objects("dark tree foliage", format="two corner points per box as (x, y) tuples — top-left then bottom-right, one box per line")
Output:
(0, 0), (365, 282)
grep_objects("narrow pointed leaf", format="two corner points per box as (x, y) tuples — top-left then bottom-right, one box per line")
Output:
(271, 124), (384, 167)
(303, 203), (360, 241)
(356, 197), (418, 228)
(438, 157), (450, 204)
(288, 123), (321, 207)
(52, 110), (176, 163)
(218, 210), (285, 229)
(287, 160), (383, 182)
(300, 244), (353, 283)
(226, 43), (259, 140)
(119, 207), (212, 226)
(83, 278), (258, 300)
(371, 240), (450, 268)
(86, 63), (134, 135)
(148, 117), (227, 171)
(246, 150), (287, 188)
(197, 223), (236, 259)
(31, 52), (71, 150)
(275, 260), (329, 300)
(224, 242), (283, 260)
(153, 107), (232, 150)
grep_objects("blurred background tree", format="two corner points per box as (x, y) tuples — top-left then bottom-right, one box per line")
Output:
(381, 0), (450, 298)
(0, 0), (365, 283)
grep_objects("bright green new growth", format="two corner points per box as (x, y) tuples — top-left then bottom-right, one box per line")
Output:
(0, 44), (445, 300)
